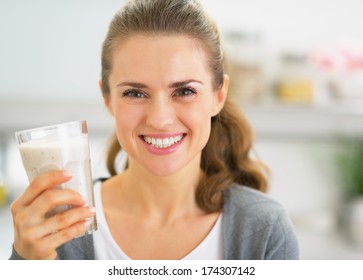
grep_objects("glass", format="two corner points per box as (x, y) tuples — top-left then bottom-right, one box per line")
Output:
(15, 120), (97, 235)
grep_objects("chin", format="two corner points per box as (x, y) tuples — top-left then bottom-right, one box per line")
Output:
(143, 161), (188, 178)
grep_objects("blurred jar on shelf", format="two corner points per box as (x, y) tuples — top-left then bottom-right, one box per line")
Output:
(223, 30), (265, 104)
(0, 184), (6, 207)
(330, 50), (363, 100)
(0, 169), (6, 207)
(276, 52), (315, 104)
(312, 48), (363, 101)
(0, 136), (8, 207)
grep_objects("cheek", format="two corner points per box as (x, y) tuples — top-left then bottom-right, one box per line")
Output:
(113, 106), (143, 144)
(182, 103), (212, 140)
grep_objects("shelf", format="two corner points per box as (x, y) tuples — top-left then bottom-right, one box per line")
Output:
(242, 101), (363, 140)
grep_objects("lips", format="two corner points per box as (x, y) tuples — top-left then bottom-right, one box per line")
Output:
(140, 133), (186, 149)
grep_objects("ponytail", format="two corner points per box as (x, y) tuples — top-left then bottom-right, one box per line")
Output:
(197, 99), (269, 212)
(106, 134), (121, 176)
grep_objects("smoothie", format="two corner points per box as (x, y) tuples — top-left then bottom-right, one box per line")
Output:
(17, 124), (97, 234)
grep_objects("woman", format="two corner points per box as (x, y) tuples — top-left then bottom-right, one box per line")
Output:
(10, 0), (299, 260)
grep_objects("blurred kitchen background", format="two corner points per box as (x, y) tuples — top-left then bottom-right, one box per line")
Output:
(1, 0), (363, 259)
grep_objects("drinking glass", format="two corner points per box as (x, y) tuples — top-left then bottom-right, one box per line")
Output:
(15, 120), (97, 235)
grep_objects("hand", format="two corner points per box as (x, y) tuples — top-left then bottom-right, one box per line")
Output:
(10, 170), (96, 260)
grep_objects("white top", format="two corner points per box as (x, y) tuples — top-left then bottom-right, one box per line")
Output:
(92, 181), (223, 260)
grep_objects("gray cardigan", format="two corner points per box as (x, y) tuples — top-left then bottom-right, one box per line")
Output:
(10, 184), (299, 260)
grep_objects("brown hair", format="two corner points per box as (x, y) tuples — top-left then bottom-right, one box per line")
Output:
(100, 0), (269, 212)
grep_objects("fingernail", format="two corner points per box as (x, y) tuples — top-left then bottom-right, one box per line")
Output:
(89, 206), (96, 213)
(62, 171), (73, 178)
(81, 196), (88, 204)
(84, 219), (91, 227)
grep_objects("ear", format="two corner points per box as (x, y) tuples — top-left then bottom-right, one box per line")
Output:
(99, 80), (114, 116)
(211, 74), (229, 117)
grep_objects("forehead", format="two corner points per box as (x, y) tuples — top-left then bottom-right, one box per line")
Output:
(110, 34), (212, 84)
(113, 33), (207, 59)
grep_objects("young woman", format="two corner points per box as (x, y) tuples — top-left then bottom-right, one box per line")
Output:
(10, 0), (299, 260)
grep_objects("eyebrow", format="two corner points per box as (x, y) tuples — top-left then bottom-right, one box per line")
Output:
(116, 79), (203, 89)
(168, 79), (204, 88)
(116, 81), (147, 88)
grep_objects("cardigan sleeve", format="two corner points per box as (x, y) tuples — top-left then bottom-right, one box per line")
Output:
(223, 184), (300, 260)
(264, 209), (300, 260)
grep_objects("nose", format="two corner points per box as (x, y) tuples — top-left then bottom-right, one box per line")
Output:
(145, 96), (175, 130)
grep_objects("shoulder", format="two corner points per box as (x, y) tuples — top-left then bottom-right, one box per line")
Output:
(223, 184), (299, 259)
(223, 184), (285, 224)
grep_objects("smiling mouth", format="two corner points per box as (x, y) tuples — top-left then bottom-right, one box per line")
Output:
(141, 134), (186, 149)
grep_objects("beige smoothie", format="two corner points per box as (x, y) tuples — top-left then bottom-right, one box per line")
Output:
(18, 134), (96, 232)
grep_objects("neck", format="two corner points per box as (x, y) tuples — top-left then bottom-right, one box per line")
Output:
(121, 156), (204, 222)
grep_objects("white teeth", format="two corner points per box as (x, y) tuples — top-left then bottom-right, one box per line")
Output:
(143, 135), (184, 149)
(156, 138), (162, 146)
(162, 138), (169, 146)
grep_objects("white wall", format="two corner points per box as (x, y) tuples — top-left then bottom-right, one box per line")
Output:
(0, 0), (126, 99)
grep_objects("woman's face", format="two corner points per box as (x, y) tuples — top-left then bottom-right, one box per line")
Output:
(103, 34), (228, 177)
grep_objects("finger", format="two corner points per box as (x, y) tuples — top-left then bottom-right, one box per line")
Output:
(20, 188), (87, 226)
(13, 170), (73, 210)
(12, 187), (86, 229)
(12, 229), (58, 260)
(11, 171), (70, 217)
(42, 219), (94, 253)
(36, 206), (96, 238)
(12, 206), (95, 260)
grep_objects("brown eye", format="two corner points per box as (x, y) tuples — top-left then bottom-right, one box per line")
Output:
(122, 89), (146, 98)
(173, 87), (196, 97)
